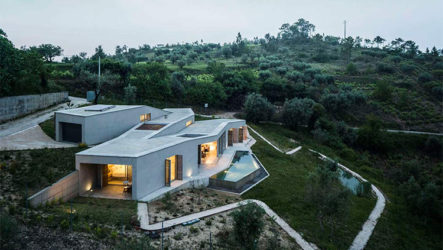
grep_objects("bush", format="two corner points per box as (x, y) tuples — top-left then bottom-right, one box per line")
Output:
(0, 212), (18, 247)
(373, 81), (393, 101)
(243, 93), (274, 123)
(282, 98), (316, 130)
(418, 72), (433, 83)
(231, 202), (265, 249)
(424, 136), (442, 158)
(356, 182), (372, 197)
(258, 70), (272, 80)
(356, 115), (391, 152)
(400, 63), (416, 74)
(376, 63), (395, 74)
(345, 63), (358, 75)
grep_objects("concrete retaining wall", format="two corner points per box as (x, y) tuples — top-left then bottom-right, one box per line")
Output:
(27, 171), (79, 207)
(0, 92), (68, 122)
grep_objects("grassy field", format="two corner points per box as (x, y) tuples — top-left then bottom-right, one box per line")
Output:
(41, 197), (138, 230)
(39, 116), (55, 139)
(246, 122), (442, 249)
(243, 125), (375, 249)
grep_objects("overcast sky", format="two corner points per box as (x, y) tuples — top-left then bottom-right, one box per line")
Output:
(1, 0), (442, 59)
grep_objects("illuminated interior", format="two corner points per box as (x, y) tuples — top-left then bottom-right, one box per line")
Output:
(139, 113), (151, 122)
(107, 164), (132, 185)
(186, 120), (192, 126)
(167, 155), (177, 182)
(201, 141), (218, 164)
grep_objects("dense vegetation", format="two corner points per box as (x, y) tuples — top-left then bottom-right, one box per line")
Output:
(2, 19), (441, 130)
(0, 18), (442, 249)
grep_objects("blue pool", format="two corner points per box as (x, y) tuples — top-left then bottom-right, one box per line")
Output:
(212, 151), (260, 182)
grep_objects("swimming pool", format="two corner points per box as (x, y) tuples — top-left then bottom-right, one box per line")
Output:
(210, 151), (262, 190)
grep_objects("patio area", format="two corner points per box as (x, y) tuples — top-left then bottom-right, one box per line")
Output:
(81, 185), (132, 200)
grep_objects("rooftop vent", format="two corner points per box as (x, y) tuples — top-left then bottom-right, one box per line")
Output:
(85, 105), (115, 112)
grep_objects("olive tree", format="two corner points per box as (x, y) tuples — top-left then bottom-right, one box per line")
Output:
(243, 93), (274, 123)
(282, 97), (316, 129)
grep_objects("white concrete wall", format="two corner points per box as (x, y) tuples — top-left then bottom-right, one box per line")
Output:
(27, 171), (79, 207)
(133, 120), (245, 200)
(56, 106), (167, 145)
(0, 92), (68, 122)
(76, 154), (138, 198)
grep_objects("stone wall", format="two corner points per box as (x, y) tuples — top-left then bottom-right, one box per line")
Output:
(27, 171), (79, 207)
(0, 92), (68, 122)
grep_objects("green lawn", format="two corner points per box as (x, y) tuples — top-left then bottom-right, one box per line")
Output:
(39, 116), (55, 139)
(44, 197), (137, 229)
(243, 125), (375, 249)
(246, 123), (442, 250)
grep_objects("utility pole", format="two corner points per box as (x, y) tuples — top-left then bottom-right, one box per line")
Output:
(344, 20), (347, 39)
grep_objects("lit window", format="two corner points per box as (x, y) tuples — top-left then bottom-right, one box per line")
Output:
(186, 120), (192, 126)
(140, 113), (151, 122)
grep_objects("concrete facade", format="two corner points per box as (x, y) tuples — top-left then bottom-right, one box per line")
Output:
(27, 171), (79, 207)
(71, 106), (246, 200)
(55, 105), (167, 145)
(0, 92), (68, 123)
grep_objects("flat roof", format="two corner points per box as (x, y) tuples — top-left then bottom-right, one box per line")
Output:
(77, 109), (243, 157)
(56, 105), (144, 117)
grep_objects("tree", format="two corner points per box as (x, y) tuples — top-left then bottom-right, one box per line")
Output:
(171, 71), (186, 100)
(91, 45), (106, 60)
(131, 63), (171, 102)
(35, 44), (63, 62)
(80, 70), (118, 104)
(306, 162), (350, 234)
(373, 80), (392, 101)
(373, 36), (385, 48)
(230, 202), (265, 250)
(282, 97), (316, 129)
(124, 84), (137, 104)
(356, 115), (390, 152)
(244, 93), (274, 123)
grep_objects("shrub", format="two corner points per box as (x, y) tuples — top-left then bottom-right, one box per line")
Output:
(418, 72), (433, 83)
(173, 232), (184, 240)
(231, 202), (265, 250)
(400, 63), (416, 74)
(282, 97), (316, 130)
(189, 226), (199, 234)
(258, 70), (272, 80)
(243, 93), (274, 123)
(345, 63), (358, 75)
(356, 182), (372, 197)
(373, 81), (393, 101)
(0, 212), (18, 246)
(376, 63), (395, 74)
(424, 136), (442, 158)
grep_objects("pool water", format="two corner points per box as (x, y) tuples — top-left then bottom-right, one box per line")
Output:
(212, 151), (260, 182)
(337, 168), (361, 194)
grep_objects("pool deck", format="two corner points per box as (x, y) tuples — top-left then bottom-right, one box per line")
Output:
(138, 140), (252, 202)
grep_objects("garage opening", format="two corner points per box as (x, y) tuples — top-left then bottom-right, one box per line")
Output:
(61, 122), (82, 143)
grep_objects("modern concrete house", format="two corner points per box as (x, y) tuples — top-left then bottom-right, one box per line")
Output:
(59, 104), (258, 201)
(54, 105), (166, 145)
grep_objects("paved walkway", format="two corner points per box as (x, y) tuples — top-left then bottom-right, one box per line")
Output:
(0, 96), (88, 150)
(310, 149), (386, 250)
(248, 126), (284, 153)
(0, 125), (76, 150)
(286, 146), (302, 155)
(0, 96), (88, 138)
(248, 127), (386, 250)
(138, 199), (318, 250)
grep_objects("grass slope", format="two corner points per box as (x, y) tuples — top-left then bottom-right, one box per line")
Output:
(243, 126), (375, 249)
